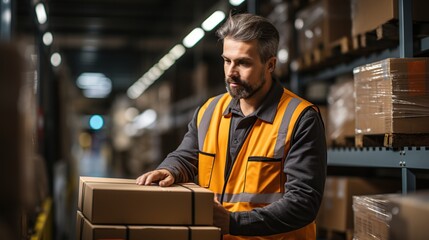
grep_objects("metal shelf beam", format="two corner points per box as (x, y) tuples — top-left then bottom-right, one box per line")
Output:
(328, 147), (429, 169)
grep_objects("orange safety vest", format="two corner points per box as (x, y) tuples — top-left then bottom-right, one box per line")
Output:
(197, 88), (316, 240)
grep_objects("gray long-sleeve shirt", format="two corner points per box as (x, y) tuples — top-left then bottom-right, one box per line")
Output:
(158, 80), (327, 236)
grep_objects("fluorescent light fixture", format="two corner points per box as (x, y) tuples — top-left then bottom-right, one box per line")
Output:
(2, 8), (11, 24)
(133, 109), (157, 129)
(77, 72), (112, 98)
(169, 44), (186, 59)
(127, 88), (141, 100)
(158, 54), (175, 71)
(183, 28), (205, 48)
(83, 88), (110, 98)
(50, 52), (61, 67)
(229, 0), (245, 6)
(35, 3), (47, 24)
(202, 11), (226, 31)
(42, 32), (53, 46)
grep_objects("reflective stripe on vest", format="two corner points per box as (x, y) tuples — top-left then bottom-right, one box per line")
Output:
(198, 94), (223, 151)
(274, 97), (302, 159)
(215, 192), (283, 204)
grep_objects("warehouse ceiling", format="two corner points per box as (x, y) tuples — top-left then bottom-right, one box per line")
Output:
(16, 0), (277, 111)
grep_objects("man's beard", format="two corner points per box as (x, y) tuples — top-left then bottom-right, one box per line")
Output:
(225, 74), (266, 99)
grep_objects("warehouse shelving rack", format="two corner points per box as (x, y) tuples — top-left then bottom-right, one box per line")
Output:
(289, 0), (429, 194)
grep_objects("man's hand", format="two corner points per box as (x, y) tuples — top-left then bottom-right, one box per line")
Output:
(136, 169), (175, 187)
(213, 196), (230, 235)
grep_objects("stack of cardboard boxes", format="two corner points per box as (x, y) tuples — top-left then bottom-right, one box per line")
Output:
(76, 177), (221, 240)
(316, 177), (400, 238)
(353, 58), (429, 143)
(353, 191), (429, 240)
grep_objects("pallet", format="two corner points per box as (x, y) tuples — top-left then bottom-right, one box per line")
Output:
(352, 22), (399, 53)
(294, 46), (326, 71)
(294, 20), (429, 72)
(330, 136), (355, 148)
(327, 36), (353, 57)
(295, 36), (353, 71)
(355, 133), (429, 148)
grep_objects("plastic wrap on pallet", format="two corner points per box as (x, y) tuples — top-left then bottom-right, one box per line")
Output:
(352, 194), (396, 240)
(353, 58), (429, 135)
(327, 78), (355, 145)
(353, 192), (429, 240)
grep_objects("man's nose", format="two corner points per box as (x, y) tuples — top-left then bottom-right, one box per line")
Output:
(226, 64), (238, 78)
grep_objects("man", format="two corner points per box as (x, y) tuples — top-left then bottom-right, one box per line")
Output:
(136, 13), (326, 240)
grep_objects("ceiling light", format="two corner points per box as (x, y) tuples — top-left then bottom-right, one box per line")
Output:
(169, 44), (186, 59)
(294, 18), (304, 30)
(278, 48), (289, 63)
(2, 8), (11, 25)
(35, 3), (47, 24)
(202, 11), (226, 31)
(42, 32), (53, 46)
(77, 72), (112, 98)
(183, 28), (205, 48)
(127, 87), (141, 100)
(229, 0), (245, 6)
(158, 54), (175, 71)
(50, 52), (61, 67)
(133, 109), (157, 130)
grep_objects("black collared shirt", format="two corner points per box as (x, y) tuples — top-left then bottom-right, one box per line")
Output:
(158, 80), (327, 236)
(222, 80), (284, 183)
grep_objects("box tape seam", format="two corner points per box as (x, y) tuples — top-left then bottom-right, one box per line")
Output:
(179, 184), (195, 225)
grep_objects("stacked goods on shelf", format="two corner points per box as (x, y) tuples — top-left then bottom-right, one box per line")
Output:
(353, 58), (429, 147)
(76, 177), (220, 240)
(327, 77), (355, 146)
(351, 0), (429, 50)
(294, 0), (351, 69)
(353, 191), (429, 240)
(0, 43), (24, 240)
(0, 43), (48, 240)
(316, 176), (399, 239)
(351, 0), (429, 37)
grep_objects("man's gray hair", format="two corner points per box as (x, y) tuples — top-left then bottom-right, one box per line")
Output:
(216, 13), (279, 63)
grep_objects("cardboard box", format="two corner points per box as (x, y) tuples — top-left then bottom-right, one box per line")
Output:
(353, 58), (429, 135)
(352, 0), (429, 36)
(388, 191), (429, 240)
(316, 177), (399, 232)
(78, 176), (137, 211)
(296, 0), (351, 55)
(76, 211), (221, 240)
(78, 176), (213, 225)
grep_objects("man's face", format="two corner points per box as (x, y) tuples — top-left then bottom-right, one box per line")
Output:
(222, 37), (272, 99)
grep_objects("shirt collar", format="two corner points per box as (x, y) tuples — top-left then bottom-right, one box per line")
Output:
(222, 79), (284, 123)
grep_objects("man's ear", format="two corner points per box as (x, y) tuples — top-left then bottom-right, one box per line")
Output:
(268, 57), (277, 72)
